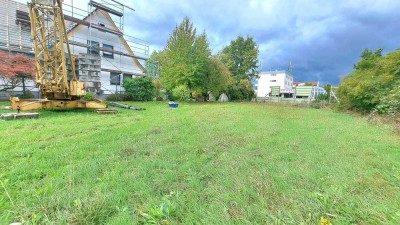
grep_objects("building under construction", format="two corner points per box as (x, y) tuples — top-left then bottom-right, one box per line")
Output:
(0, 0), (149, 99)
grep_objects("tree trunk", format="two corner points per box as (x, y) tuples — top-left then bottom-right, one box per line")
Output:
(22, 76), (26, 96)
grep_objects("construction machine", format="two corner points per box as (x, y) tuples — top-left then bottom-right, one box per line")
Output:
(10, 0), (107, 111)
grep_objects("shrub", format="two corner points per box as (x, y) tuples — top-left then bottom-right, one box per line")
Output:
(81, 92), (96, 101)
(171, 85), (191, 101)
(153, 79), (165, 100)
(123, 77), (155, 101)
(316, 93), (330, 101)
(227, 79), (255, 101)
(338, 49), (400, 113)
(374, 84), (400, 115)
(18, 90), (34, 99)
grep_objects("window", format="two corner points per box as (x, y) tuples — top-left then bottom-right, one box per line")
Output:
(123, 74), (132, 83)
(110, 72), (121, 85)
(270, 80), (276, 82)
(103, 44), (114, 59)
(21, 24), (31, 32)
(87, 40), (99, 55)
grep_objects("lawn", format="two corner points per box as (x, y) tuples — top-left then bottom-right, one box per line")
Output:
(0, 102), (399, 224)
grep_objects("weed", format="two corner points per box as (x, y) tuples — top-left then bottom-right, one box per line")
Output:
(137, 192), (177, 224)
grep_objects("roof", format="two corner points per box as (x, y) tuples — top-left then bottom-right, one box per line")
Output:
(293, 81), (319, 86)
(67, 8), (146, 72)
(66, 8), (99, 34)
(260, 70), (292, 75)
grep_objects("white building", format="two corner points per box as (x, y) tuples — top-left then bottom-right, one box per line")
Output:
(0, 0), (149, 99)
(255, 70), (293, 97)
(66, 7), (147, 95)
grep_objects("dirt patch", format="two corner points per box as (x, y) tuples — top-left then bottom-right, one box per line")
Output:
(148, 127), (162, 135)
(228, 206), (243, 219)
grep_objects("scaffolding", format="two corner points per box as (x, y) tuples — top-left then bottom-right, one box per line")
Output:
(0, 0), (33, 54)
(0, 0), (149, 77)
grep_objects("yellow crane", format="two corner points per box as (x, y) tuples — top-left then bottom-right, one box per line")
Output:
(10, 0), (107, 111)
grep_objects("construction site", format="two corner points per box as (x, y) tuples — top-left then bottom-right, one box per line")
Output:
(0, 0), (149, 100)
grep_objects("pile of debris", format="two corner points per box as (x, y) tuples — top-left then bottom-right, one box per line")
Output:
(108, 102), (145, 111)
(0, 112), (39, 120)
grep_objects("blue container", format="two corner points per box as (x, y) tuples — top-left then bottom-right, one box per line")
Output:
(169, 103), (179, 108)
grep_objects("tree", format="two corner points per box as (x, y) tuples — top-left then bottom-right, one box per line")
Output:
(338, 48), (400, 113)
(227, 79), (255, 101)
(220, 36), (259, 82)
(202, 56), (233, 100)
(161, 17), (211, 98)
(0, 51), (35, 94)
(313, 83), (333, 101)
(323, 84), (332, 93)
(219, 36), (259, 101)
(153, 78), (164, 100)
(354, 48), (382, 70)
(123, 77), (155, 101)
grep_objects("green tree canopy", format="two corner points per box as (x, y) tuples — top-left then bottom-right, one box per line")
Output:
(323, 84), (332, 93)
(203, 56), (233, 99)
(160, 17), (211, 97)
(220, 36), (259, 82)
(354, 48), (383, 70)
(338, 48), (400, 113)
(227, 79), (255, 101)
(148, 18), (264, 101)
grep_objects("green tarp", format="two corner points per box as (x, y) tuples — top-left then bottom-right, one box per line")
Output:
(295, 86), (313, 97)
(270, 86), (280, 96)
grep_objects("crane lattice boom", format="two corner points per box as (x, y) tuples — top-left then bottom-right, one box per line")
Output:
(29, 0), (85, 99)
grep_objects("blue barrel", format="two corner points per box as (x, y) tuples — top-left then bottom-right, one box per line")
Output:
(169, 102), (179, 108)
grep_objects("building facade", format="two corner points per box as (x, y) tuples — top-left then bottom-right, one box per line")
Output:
(255, 70), (293, 97)
(66, 8), (147, 95)
(0, 0), (148, 99)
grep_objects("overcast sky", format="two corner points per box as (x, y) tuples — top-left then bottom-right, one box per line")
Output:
(19, 0), (400, 85)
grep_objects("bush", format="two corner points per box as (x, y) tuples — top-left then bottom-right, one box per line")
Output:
(81, 92), (96, 101)
(18, 90), (34, 99)
(374, 84), (400, 115)
(153, 79), (165, 101)
(171, 85), (191, 101)
(123, 77), (155, 101)
(316, 93), (330, 101)
(338, 49), (400, 113)
(227, 79), (255, 101)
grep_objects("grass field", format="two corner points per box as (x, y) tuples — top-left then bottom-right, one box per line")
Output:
(1, 102), (399, 224)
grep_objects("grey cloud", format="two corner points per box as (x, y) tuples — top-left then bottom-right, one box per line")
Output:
(19, 0), (398, 85)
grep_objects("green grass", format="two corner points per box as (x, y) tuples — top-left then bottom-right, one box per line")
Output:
(1, 102), (399, 224)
